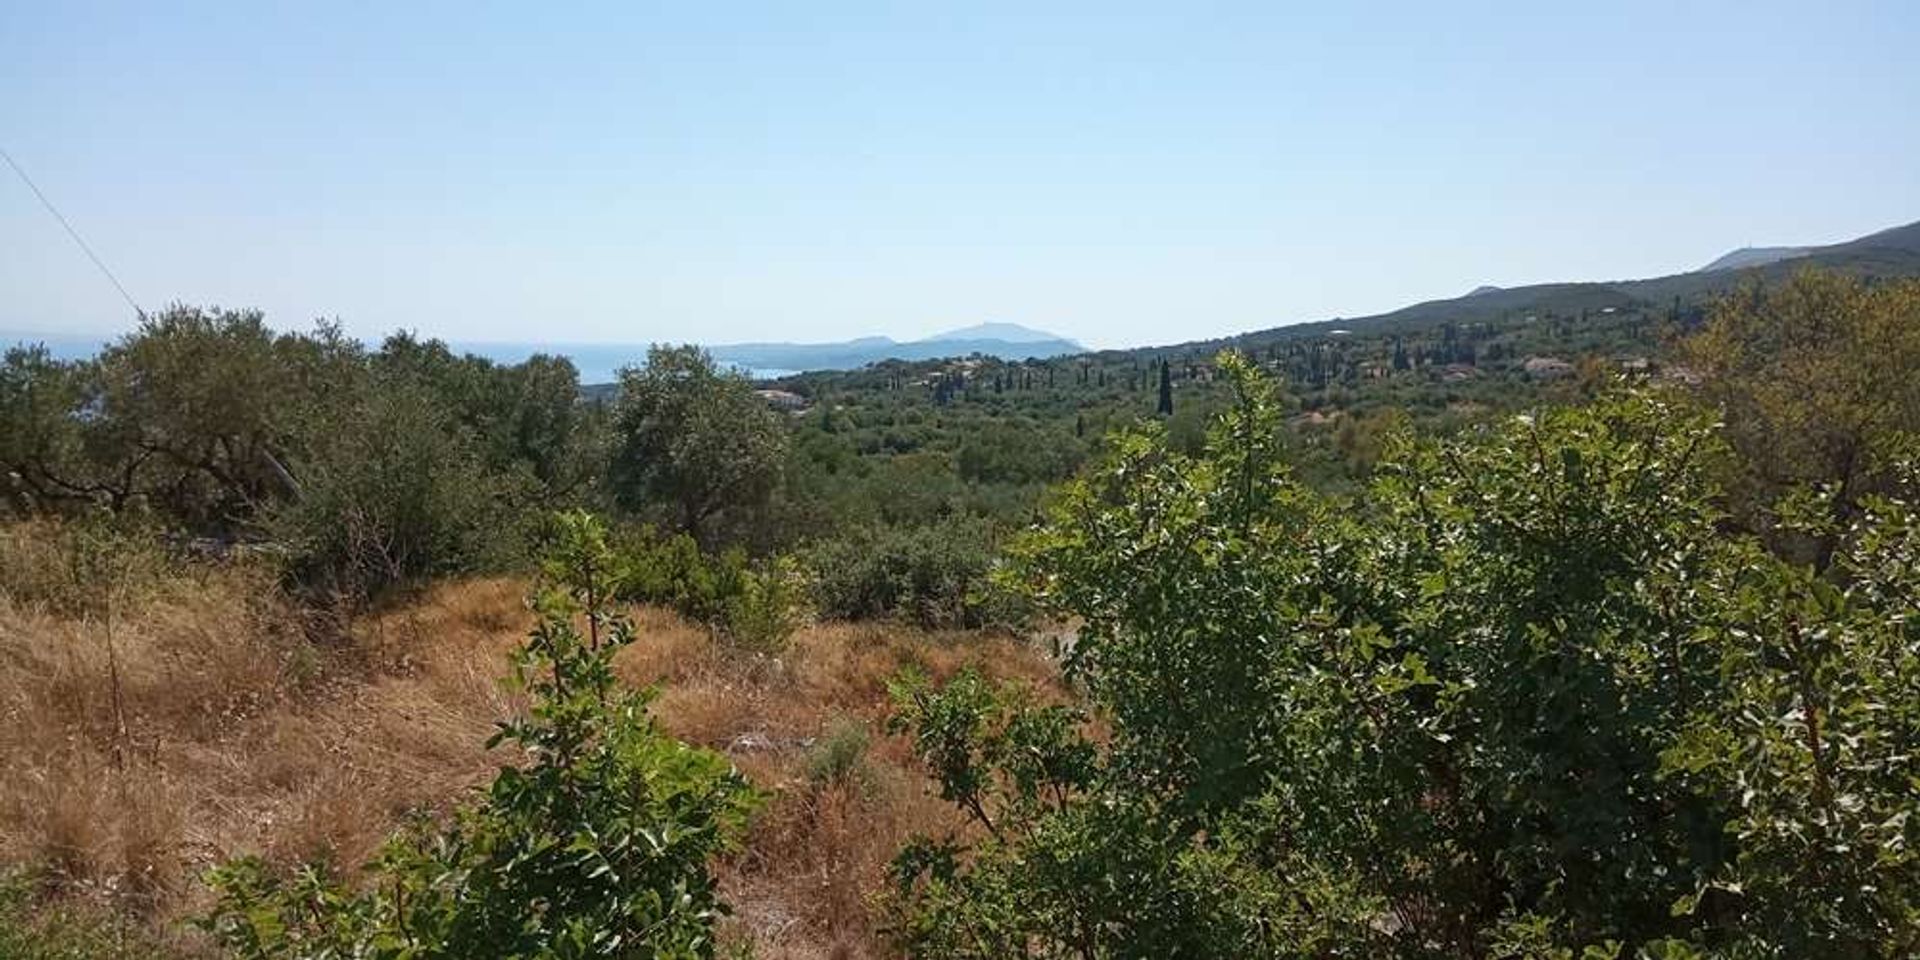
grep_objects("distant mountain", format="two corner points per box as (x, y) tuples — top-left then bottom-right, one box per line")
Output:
(923, 322), (1078, 345)
(1698, 246), (1813, 273)
(1465, 285), (1503, 297)
(707, 323), (1082, 375)
(1173, 217), (1920, 347)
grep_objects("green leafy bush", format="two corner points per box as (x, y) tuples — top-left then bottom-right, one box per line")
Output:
(804, 517), (1023, 628)
(886, 352), (1920, 958)
(270, 380), (538, 602)
(722, 555), (809, 653)
(614, 526), (807, 650)
(203, 512), (760, 958)
(614, 525), (738, 623)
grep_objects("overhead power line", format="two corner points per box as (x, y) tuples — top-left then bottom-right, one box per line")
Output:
(2, 145), (145, 319)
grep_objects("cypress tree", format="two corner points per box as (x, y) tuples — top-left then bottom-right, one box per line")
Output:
(1156, 361), (1174, 416)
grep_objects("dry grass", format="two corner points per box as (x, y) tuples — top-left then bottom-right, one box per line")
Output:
(624, 620), (1061, 959)
(0, 526), (1061, 957)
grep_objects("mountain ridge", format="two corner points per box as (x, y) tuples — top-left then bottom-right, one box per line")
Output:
(1175, 216), (1920, 350)
(1699, 246), (1812, 273)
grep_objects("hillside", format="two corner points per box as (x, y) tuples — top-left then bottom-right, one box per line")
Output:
(1698, 245), (1812, 272)
(0, 538), (1056, 958)
(1132, 217), (1920, 353)
(753, 218), (1920, 381)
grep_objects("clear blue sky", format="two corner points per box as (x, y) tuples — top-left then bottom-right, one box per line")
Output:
(5, 1), (1917, 350)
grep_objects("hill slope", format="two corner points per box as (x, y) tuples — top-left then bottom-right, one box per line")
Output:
(1202, 217), (1920, 347)
(1699, 246), (1812, 272)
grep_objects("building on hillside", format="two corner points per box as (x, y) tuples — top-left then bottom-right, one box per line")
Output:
(1522, 356), (1575, 379)
(754, 389), (810, 413)
(1656, 364), (1703, 387)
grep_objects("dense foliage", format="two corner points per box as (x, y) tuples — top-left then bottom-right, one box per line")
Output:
(203, 513), (760, 958)
(886, 353), (1920, 957)
(0, 310), (596, 600)
(610, 345), (789, 545)
(1684, 270), (1920, 561)
(804, 516), (1016, 628)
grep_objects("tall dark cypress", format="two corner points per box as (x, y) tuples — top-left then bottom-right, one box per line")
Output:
(1156, 361), (1173, 416)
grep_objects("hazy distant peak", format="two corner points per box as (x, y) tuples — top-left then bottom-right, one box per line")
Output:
(1465, 285), (1503, 297)
(922, 322), (1077, 346)
(1698, 246), (1812, 273)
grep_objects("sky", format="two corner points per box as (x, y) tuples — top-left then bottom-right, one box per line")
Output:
(4, 2), (1918, 351)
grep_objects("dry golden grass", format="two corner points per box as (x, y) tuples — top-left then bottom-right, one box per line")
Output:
(0, 532), (1060, 958)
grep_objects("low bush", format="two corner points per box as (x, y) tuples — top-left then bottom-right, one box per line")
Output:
(614, 525), (808, 651)
(0, 868), (172, 960)
(723, 555), (810, 653)
(805, 517), (1025, 629)
(203, 512), (761, 958)
(269, 382), (537, 603)
(0, 513), (175, 615)
(616, 525), (748, 621)
(804, 718), (872, 791)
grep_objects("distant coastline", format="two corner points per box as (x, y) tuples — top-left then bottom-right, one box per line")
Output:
(3, 331), (797, 386)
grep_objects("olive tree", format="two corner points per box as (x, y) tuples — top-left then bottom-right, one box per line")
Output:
(609, 345), (787, 543)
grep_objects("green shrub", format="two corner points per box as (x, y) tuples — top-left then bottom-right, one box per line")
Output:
(0, 868), (173, 960)
(723, 556), (809, 654)
(887, 353), (1920, 958)
(804, 718), (871, 791)
(203, 512), (760, 958)
(805, 517), (1022, 628)
(269, 381), (536, 602)
(614, 525), (807, 651)
(615, 525), (748, 622)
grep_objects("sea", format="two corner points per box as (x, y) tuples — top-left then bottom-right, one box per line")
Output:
(1, 331), (796, 386)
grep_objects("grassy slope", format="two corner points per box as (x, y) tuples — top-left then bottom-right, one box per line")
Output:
(0, 533), (1058, 959)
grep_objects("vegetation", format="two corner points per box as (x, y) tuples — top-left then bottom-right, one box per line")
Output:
(202, 513), (760, 958)
(885, 353), (1920, 957)
(611, 345), (788, 545)
(0, 868), (167, 960)
(2, 266), (1917, 956)
(1684, 270), (1920, 559)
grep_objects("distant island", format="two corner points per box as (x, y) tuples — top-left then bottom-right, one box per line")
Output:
(704, 322), (1083, 378)
(2, 322), (1086, 386)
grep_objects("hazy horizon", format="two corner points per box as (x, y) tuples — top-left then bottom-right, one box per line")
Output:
(7, 2), (1919, 350)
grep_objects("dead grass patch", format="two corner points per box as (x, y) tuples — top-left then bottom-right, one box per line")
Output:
(0, 534), (1061, 957)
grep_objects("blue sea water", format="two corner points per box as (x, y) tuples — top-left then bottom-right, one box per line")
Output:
(456, 342), (796, 383)
(1, 330), (113, 363)
(1, 330), (793, 386)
